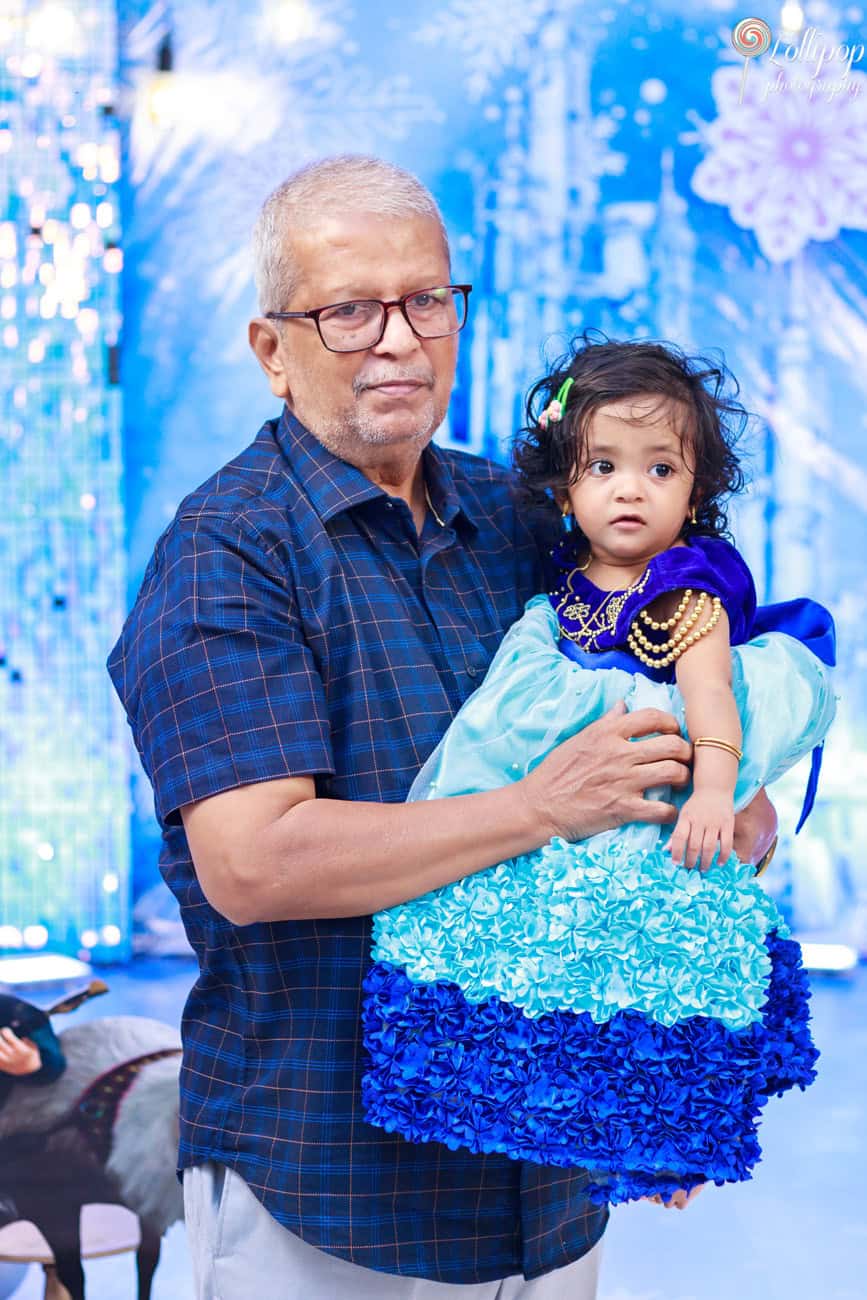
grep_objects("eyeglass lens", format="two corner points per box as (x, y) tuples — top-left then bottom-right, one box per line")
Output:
(318, 287), (467, 351)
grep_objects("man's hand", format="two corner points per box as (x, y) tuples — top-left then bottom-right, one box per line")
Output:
(0, 1027), (42, 1076)
(519, 701), (692, 843)
(732, 787), (778, 867)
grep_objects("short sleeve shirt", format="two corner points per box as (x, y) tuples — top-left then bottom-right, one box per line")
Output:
(107, 408), (608, 1283)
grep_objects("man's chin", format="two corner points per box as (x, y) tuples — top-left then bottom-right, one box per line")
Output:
(352, 404), (442, 447)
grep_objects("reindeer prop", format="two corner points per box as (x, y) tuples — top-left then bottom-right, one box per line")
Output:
(0, 983), (184, 1299)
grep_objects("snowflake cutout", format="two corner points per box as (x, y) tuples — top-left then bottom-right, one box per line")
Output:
(415, 0), (552, 101)
(691, 64), (867, 263)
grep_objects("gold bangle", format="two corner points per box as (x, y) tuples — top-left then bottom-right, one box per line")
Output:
(753, 835), (778, 878)
(693, 736), (743, 761)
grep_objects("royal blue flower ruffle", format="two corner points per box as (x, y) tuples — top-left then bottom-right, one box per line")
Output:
(361, 931), (817, 1205)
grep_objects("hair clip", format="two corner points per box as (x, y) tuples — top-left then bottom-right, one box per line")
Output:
(539, 376), (575, 429)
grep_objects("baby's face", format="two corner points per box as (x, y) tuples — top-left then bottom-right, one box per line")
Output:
(564, 395), (696, 565)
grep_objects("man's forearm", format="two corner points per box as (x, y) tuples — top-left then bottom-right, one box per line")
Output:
(240, 783), (547, 924)
(193, 703), (693, 926)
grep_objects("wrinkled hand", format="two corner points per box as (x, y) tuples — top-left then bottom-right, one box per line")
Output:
(668, 788), (735, 872)
(519, 700), (692, 843)
(0, 1026), (42, 1076)
(733, 787), (778, 867)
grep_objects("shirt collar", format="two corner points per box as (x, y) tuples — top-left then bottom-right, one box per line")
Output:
(276, 406), (479, 534)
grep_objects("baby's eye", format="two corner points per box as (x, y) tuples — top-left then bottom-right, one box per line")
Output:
(649, 463), (674, 478)
(588, 459), (614, 476)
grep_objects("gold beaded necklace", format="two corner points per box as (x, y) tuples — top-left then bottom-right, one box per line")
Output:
(626, 590), (722, 668)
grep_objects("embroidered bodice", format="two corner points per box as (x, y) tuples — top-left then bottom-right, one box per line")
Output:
(547, 534), (757, 680)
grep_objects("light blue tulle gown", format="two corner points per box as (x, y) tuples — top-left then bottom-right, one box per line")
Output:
(362, 535), (836, 1204)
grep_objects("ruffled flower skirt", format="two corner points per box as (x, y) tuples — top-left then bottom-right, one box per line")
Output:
(361, 598), (835, 1204)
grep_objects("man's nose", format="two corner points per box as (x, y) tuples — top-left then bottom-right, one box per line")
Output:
(372, 304), (422, 356)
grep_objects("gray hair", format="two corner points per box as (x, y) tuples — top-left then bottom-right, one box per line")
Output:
(252, 155), (450, 314)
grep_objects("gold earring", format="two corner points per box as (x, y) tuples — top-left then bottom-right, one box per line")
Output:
(689, 506), (697, 525)
(562, 503), (572, 518)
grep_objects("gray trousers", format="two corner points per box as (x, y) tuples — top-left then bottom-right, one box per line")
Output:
(184, 1163), (603, 1300)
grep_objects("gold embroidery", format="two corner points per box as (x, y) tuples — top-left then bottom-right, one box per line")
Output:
(555, 565), (651, 651)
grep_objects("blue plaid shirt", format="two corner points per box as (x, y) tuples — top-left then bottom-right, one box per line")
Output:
(107, 408), (608, 1283)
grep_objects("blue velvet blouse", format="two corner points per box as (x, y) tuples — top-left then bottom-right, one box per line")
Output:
(548, 532), (834, 675)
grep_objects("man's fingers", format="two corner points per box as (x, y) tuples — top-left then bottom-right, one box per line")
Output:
(637, 759), (691, 789)
(620, 707), (686, 740)
(626, 732), (692, 764)
(631, 798), (679, 825)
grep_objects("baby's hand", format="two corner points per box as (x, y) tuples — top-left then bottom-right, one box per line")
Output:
(668, 789), (735, 872)
(0, 1026), (43, 1076)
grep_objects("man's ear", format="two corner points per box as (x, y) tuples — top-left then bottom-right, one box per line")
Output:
(249, 318), (292, 401)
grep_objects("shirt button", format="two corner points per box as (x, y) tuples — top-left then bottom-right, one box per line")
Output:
(467, 665), (481, 678)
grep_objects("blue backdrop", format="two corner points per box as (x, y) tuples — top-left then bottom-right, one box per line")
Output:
(112, 0), (867, 948)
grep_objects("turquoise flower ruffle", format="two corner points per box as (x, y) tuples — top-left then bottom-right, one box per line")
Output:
(373, 837), (783, 1029)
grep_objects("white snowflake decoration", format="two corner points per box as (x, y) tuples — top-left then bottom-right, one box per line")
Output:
(123, 1), (440, 322)
(415, 0), (552, 101)
(691, 64), (867, 262)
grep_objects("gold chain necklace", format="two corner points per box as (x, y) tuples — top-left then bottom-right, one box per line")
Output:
(424, 481), (445, 527)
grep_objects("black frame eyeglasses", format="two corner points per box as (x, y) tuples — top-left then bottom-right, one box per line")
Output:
(264, 284), (472, 354)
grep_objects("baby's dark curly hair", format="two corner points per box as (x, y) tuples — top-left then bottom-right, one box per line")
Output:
(512, 332), (750, 539)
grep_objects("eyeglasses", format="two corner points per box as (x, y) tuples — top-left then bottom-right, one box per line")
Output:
(265, 284), (472, 353)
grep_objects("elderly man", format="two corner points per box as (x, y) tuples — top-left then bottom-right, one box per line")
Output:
(108, 155), (776, 1300)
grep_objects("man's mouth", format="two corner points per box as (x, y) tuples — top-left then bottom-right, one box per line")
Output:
(356, 374), (433, 396)
(369, 381), (424, 393)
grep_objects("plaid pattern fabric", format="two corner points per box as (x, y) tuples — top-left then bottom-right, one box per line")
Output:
(107, 408), (608, 1283)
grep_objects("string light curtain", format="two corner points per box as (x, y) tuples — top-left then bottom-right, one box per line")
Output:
(0, 0), (130, 961)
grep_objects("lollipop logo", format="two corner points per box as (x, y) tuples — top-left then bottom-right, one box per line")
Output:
(732, 17), (772, 102)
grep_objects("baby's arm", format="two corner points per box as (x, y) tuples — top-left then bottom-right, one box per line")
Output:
(662, 594), (741, 870)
